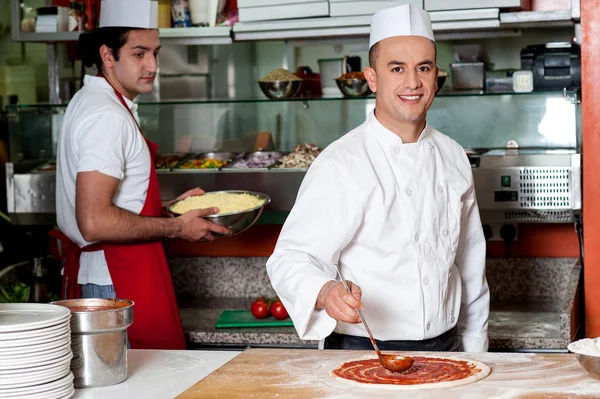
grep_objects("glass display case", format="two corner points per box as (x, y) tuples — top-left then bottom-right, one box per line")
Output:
(5, 90), (580, 225)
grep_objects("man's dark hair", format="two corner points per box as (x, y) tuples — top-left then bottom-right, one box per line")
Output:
(369, 42), (380, 68)
(368, 40), (438, 69)
(78, 27), (132, 71)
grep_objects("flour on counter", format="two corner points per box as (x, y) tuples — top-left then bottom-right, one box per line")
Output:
(568, 338), (600, 356)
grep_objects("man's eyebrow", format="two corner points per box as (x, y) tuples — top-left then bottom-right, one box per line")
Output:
(387, 60), (434, 66)
(130, 45), (161, 51)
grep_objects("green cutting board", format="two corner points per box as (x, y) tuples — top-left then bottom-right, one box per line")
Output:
(215, 310), (294, 328)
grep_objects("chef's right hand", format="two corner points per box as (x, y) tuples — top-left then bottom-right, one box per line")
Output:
(318, 281), (364, 324)
(176, 208), (232, 241)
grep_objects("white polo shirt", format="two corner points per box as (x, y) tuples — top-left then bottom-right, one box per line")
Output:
(56, 75), (151, 286)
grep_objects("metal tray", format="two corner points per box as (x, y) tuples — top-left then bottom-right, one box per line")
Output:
(226, 151), (283, 170)
(173, 152), (240, 171)
(155, 153), (189, 170)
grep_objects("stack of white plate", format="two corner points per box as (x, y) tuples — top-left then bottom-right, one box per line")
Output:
(0, 304), (74, 399)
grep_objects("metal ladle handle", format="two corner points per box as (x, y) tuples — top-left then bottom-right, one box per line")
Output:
(332, 263), (381, 354)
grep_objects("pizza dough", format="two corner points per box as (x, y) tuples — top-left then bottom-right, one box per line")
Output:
(331, 355), (491, 390)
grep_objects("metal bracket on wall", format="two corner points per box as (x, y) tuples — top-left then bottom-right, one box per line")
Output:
(564, 88), (581, 104)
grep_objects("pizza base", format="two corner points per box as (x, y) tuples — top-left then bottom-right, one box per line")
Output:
(330, 355), (491, 390)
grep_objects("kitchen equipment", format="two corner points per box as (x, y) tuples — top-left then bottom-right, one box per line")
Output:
(335, 78), (371, 97)
(520, 42), (581, 91)
(331, 262), (413, 373)
(0, 304), (74, 397)
(168, 190), (271, 236)
(572, 353), (600, 380)
(258, 80), (302, 99)
(51, 298), (133, 388)
(215, 310), (293, 328)
(318, 58), (346, 96)
(567, 339), (600, 380)
(295, 66), (321, 97)
(473, 150), (581, 224)
(450, 62), (485, 90)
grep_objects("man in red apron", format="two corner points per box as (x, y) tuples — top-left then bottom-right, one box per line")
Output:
(52, 0), (231, 350)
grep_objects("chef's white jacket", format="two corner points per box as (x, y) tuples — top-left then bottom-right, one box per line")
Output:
(266, 111), (490, 352)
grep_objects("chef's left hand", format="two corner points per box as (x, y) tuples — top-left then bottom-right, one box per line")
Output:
(163, 187), (205, 217)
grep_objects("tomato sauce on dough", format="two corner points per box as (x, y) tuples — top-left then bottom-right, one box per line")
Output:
(332, 356), (479, 385)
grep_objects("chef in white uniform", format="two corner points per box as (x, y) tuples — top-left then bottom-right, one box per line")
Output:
(266, 4), (490, 352)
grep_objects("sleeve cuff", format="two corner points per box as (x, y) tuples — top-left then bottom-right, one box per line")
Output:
(459, 334), (489, 352)
(77, 166), (124, 180)
(290, 273), (337, 341)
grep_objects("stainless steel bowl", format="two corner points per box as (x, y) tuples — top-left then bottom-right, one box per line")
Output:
(168, 190), (271, 236)
(573, 353), (600, 380)
(335, 78), (371, 97)
(258, 80), (301, 99)
(51, 298), (134, 388)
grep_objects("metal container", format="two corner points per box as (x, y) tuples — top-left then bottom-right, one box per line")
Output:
(258, 80), (301, 99)
(335, 78), (371, 97)
(168, 190), (271, 236)
(574, 353), (600, 380)
(450, 62), (485, 90)
(51, 298), (134, 388)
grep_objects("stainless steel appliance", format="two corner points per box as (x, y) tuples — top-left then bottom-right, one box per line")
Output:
(473, 149), (581, 224)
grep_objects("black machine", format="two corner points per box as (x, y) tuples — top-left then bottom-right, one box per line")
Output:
(520, 42), (581, 91)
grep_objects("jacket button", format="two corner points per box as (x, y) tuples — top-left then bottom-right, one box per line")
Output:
(438, 186), (443, 193)
(450, 315), (455, 323)
(423, 277), (429, 285)
(393, 146), (401, 154)
(426, 322), (431, 331)
(414, 234), (419, 242)
(406, 188), (412, 196)
(442, 229), (449, 237)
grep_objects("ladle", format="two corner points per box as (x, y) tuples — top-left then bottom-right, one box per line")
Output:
(331, 263), (414, 373)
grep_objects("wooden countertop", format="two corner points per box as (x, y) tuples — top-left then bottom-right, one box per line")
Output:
(178, 348), (600, 399)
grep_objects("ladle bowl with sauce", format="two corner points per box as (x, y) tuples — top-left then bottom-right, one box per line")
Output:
(321, 256), (414, 373)
(380, 353), (414, 373)
(52, 298), (133, 387)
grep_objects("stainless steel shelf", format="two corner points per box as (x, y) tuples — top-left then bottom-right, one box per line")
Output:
(500, 10), (576, 27)
(158, 27), (232, 45)
(12, 28), (232, 44)
(10, 11), (576, 43)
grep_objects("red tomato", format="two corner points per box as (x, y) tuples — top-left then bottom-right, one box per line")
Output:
(270, 300), (288, 320)
(251, 298), (269, 319)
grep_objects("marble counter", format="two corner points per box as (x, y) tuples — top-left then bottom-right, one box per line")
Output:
(172, 257), (581, 351)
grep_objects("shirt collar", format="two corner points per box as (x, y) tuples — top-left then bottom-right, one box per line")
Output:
(83, 75), (137, 111)
(367, 110), (432, 149)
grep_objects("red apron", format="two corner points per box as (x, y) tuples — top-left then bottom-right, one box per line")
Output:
(50, 84), (185, 350)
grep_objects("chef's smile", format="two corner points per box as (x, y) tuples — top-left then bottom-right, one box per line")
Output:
(398, 94), (423, 103)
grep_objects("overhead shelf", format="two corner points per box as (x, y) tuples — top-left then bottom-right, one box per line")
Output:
(11, 27), (232, 44)
(11, 10), (577, 43)
(500, 10), (576, 27)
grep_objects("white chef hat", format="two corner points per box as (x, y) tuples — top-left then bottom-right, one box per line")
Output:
(99, 0), (159, 29)
(369, 4), (435, 49)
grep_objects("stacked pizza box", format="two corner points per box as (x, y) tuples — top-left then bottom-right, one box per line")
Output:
(237, 0), (330, 22)
(328, 0), (424, 17)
